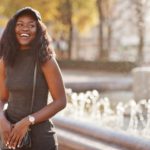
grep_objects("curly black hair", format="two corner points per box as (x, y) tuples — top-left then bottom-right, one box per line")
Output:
(0, 12), (55, 66)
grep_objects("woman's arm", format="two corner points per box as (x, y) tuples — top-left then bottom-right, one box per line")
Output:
(0, 58), (9, 114)
(0, 58), (12, 148)
(29, 57), (67, 124)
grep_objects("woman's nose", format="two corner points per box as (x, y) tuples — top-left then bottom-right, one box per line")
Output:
(21, 25), (30, 31)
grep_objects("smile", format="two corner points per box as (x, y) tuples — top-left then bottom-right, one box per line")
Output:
(20, 33), (30, 37)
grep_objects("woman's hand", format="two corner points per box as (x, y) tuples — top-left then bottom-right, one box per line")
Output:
(7, 117), (31, 149)
(0, 114), (12, 148)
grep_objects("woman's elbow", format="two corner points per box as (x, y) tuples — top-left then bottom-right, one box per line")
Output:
(60, 97), (67, 110)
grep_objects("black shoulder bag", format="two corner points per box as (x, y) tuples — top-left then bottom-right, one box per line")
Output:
(0, 63), (37, 149)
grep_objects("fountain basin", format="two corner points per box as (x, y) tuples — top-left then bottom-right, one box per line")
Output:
(53, 116), (150, 150)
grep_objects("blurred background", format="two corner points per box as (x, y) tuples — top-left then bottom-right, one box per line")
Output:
(0, 0), (149, 64)
(1, 0), (150, 149)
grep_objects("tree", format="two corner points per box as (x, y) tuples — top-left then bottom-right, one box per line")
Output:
(0, 0), (58, 23)
(55, 0), (73, 59)
(55, 0), (98, 59)
(0, 0), (98, 60)
(96, 0), (116, 60)
(132, 0), (147, 65)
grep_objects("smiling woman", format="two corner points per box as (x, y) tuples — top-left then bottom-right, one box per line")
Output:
(15, 15), (37, 50)
(0, 7), (66, 150)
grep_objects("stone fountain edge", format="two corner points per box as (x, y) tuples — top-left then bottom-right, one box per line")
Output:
(53, 115), (150, 150)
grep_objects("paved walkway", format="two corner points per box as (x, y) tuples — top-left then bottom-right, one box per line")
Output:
(62, 69), (133, 92)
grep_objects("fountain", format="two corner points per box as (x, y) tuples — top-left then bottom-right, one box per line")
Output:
(52, 89), (150, 150)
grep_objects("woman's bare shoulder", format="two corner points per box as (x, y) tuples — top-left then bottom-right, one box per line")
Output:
(41, 57), (59, 70)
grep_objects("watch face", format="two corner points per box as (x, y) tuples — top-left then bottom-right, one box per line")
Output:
(30, 117), (34, 122)
(29, 115), (35, 124)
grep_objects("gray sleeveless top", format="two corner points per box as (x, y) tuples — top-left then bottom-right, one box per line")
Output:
(5, 49), (48, 122)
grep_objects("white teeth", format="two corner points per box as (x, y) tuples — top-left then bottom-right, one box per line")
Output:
(20, 33), (29, 37)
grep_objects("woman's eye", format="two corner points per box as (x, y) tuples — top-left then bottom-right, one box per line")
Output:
(16, 23), (23, 27)
(29, 24), (35, 28)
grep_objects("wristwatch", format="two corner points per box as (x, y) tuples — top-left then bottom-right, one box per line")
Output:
(28, 115), (35, 125)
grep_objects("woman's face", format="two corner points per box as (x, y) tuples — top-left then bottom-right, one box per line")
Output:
(15, 14), (37, 50)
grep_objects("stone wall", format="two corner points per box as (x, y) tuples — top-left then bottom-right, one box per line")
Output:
(58, 60), (136, 73)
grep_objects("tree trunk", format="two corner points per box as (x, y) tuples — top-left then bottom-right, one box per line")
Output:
(97, 0), (109, 60)
(107, 22), (112, 54)
(134, 0), (145, 65)
(67, 0), (73, 59)
(106, 0), (112, 58)
(137, 25), (144, 65)
(97, 0), (104, 59)
(68, 23), (73, 59)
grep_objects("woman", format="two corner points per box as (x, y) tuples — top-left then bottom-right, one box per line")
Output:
(0, 7), (67, 150)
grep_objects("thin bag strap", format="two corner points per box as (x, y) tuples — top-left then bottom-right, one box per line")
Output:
(30, 63), (37, 113)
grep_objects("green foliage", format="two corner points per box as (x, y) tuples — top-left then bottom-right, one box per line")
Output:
(0, 0), (58, 22)
(0, 0), (98, 34)
(72, 0), (98, 32)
